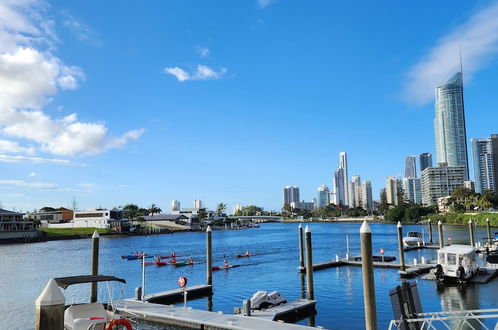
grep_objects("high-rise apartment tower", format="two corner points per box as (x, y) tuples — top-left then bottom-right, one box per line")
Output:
(434, 72), (469, 179)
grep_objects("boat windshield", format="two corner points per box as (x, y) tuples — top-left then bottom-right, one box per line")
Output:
(408, 232), (421, 238)
(438, 252), (445, 263)
(447, 253), (457, 265)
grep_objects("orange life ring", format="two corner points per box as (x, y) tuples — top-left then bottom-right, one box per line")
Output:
(105, 318), (132, 330)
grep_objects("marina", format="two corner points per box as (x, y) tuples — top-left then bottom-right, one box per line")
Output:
(3, 222), (498, 329)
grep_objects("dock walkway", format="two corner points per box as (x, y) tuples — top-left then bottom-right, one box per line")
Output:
(143, 284), (212, 304)
(116, 299), (318, 330)
(299, 258), (435, 278)
(249, 299), (316, 321)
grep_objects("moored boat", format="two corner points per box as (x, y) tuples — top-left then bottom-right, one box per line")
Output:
(434, 245), (478, 283)
(403, 231), (424, 247)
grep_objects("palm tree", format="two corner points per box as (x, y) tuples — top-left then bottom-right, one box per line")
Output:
(216, 203), (227, 215)
(149, 203), (162, 216)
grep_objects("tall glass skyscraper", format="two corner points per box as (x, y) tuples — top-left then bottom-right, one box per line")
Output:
(419, 153), (433, 173)
(404, 156), (417, 178)
(434, 72), (469, 180)
(317, 184), (330, 208)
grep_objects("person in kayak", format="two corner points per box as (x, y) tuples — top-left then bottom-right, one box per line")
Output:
(224, 260), (229, 268)
(245, 250), (250, 256)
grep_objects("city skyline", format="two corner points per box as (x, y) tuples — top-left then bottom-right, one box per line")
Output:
(2, 1), (498, 212)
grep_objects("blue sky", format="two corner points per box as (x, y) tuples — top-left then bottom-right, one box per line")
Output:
(1, 0), (498, 212)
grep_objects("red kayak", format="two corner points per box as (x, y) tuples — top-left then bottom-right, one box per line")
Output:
(156, 261), (168, 267)
(142, 262), (155, 266)
(212, 265), (241, 271)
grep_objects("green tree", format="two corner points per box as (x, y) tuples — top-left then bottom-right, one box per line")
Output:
(40, 206), (56, 212)
(216, 203), (227, 214)
(385, 206), (405, 222)
(148, 203), (162, 216)
(123, 204), (140, 220)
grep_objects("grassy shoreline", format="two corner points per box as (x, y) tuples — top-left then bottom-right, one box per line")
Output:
(39, 227), (113, 238)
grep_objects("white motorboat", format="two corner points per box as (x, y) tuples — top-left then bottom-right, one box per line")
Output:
(403, 231), (424, 247)
(54, 275), (132, 330)
(434, 245), (478, 283)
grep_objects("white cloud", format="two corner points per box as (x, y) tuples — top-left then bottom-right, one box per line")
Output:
(61, 11), (101, 46)
(0, 179), (60, 190)
(0, 0), (143, 156)
(257, 0), (274, 8)
(196, 47), (209, 57)
(28, 172), (36, 177)
(164, 64), (227, 82)
(404, 2), (498, 105)
(164, 67), (190, 82)
(0, 154), (86, 166)
(0, 139), (34, 154)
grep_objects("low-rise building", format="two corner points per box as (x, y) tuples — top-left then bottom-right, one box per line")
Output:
(290, 201), (314, 211)
(28, 209), (74, 226)
(48, 209), (126, 229)
(141, 214), (190, 226)
(0, 208), (39, 242)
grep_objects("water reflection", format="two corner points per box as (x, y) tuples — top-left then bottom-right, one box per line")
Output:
(436, 284), (481, 329)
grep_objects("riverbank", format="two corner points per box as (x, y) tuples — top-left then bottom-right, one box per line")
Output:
(429, 212), (498, 226)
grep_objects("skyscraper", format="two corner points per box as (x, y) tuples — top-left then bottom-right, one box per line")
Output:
(170, 200), (180, 212)
(334, 168), (345, 205)
(386, 176), (400, 206)
(360, 180), (373, 211)
(472, 134), (498, 193)
(283, 186), (300, 206)
(317, 184), (330, 208)
(405, 156), (417, 178)
(339, 152), (350, 205)
(351, 175), (361, 208)
(434, 72), (469, 180)
(419, 153), (433, 173)
(194, 200), (203, 209)
(402, 177), (422, 204)
(421, 163), (465, 206)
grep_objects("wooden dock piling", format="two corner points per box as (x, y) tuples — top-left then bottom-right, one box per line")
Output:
(469, 220), (475, 247)
(487, 218), (492, 244)
(397, 222), (405, 271)
(305, 225), (314, 300)
(90, 231), (99, 303)
(298, 224), (304, 270)
(360, 220), (377, 330)
(206, 226), (213, 286)
(438, 221), (444, 248)
(428, 219), (433, 243)
(35, 279), (65, 330)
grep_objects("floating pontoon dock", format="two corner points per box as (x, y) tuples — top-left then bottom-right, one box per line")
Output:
(299, 257), (435, 277)
(116, 299), (318, 330)
(143, 284), (213, 304)
(422, 268), (498, 284)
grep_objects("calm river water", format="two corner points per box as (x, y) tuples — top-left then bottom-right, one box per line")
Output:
(1, 222), (497, 329)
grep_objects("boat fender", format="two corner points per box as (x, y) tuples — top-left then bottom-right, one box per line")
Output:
(456, 266), (465, 283)
(106, 318), (132, 330)
(434, 264), (444, 281)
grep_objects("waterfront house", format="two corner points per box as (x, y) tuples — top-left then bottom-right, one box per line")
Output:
(28, 209), (74, 226)
(0, 208), (40, 242)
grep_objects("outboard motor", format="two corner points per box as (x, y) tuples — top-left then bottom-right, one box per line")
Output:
(249, 290), (287, 310)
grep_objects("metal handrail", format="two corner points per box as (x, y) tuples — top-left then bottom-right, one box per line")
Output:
(388, 308), (498, 330)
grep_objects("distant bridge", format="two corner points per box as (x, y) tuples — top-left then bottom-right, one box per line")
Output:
(232, 216), (283, 222)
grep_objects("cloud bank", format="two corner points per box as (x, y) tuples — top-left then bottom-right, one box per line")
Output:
(404, 1), (498, 105)
(0, 0), (143, 157)
(164, 64), (227, 82)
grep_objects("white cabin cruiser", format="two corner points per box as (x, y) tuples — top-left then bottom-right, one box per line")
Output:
(403, 231), (424, 247)
(55, 275), (132, 330)
(434, 245), (478, 283)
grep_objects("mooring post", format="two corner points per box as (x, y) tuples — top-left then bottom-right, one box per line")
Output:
(90, 231), (99, 303)
(438, 220), (444, 248)
(305, 225), (314, 300)
(298, 224), (305, 270)
(141, 254), (146, 300)
(487, 218), (492, 245)
(469, 219), (475, 247)
(397, 222), (405, 272)
(360, 220), (378, 330)
(35, 279), (65, 330)
(206, 226), (213, 286)
(428, 219), (433, 244)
